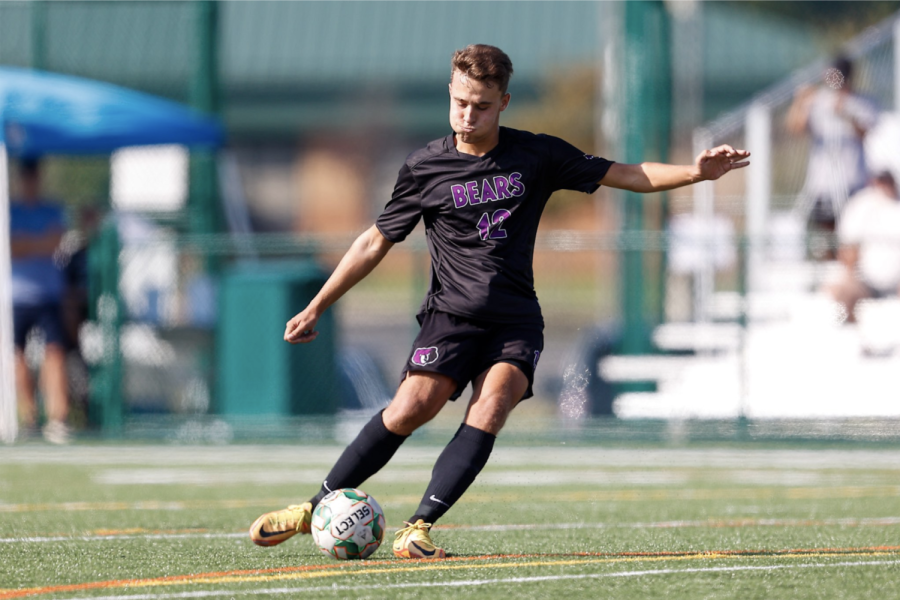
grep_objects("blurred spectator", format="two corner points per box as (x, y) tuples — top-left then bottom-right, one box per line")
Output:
(60, 206), (103, 424)
(825, 171), (900, 322)
(60, 207), (98, 347)
(787, 56), (879, 237)
(9, 158), (71, 444)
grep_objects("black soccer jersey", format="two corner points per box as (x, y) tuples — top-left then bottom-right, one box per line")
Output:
(376, 127), (614, 324)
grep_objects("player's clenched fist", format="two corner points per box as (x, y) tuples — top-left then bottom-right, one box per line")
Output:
(284, 309), (320, 344)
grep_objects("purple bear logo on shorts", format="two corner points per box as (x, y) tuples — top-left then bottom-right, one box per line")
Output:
(411, 346), (439, 367)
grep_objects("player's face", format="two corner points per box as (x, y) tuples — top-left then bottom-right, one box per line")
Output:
(449, 70), (510, 150)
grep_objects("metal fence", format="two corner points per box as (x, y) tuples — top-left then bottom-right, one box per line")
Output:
(614, 13), (900, 424)
(12, 164), (900, 444)
(68, 224), (900, 441)
(82, 227), (627, 423)
(690, 13), (900, 320)
(8, 4), (900, 444)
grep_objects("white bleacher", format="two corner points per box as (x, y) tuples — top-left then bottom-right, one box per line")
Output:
(605, 291), (900, 420)
(620, 13), (900, 421)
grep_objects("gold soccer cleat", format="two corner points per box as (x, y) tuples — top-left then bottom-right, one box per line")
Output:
(392, 519), (446, 559)
(249, 502), (312, 547)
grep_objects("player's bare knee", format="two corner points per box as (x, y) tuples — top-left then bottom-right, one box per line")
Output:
(465, 393), (514, 435)
(384, 382), (451, 435)
(384, 400), (438, 435)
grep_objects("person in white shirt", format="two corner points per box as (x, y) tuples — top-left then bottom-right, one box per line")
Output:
(787, 56), (880, 238)
(826, 170), (900, 322)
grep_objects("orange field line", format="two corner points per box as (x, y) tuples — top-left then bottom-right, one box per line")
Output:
(2, 545), (899, 599)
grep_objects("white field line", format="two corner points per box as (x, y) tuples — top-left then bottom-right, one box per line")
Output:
(89, 467), (889, 487)
(5, 516), (900, 544)
(90, 468), (692, 486)
(6, 446), (900, 470)
(445, 516), (900, 532)
(6, 484), (900, 516)
(53, 559), (900, 600)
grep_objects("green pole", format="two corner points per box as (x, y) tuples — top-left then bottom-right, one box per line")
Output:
(188, 0), (221, 415)
(652, 3), (672, 327)
(619, 0), (672, 354)
(87, 221), (124, 432)
(619, 1), (648, 355)
(189, 0), (221, 237)
(30, 1), (47, 70)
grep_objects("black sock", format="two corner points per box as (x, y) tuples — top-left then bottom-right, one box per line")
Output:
(309, 410), (408, 508)
(411, 424), (496, 524)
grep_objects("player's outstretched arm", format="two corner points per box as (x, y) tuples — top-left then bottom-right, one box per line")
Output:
(284, 225), (394, 344)
(600, 144), (750, 193)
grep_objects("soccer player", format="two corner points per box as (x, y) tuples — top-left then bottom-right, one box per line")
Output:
(250, 44), (749, 558)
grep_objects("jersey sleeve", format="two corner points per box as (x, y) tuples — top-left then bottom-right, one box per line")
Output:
(376, 162), (424, 243)
(543, 135), (614, 194)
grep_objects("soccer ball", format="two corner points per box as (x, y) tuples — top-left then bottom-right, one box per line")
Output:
(311, 488), (386, 560)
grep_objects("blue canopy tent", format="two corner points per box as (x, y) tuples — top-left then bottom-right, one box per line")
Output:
(0, 66), (224, 443)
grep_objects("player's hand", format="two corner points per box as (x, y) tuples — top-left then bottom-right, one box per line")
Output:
(695, 145), (750, 182)
(284, 308), (320, 344)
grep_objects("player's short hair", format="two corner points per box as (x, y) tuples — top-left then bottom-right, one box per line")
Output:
(832, 55), (853, 83)
(450, 44), (514, 94)
(873, 169), (895, 189)
(19, 157), (41, 179)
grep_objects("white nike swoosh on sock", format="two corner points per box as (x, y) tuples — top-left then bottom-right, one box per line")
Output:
(430, 495), (450, 507)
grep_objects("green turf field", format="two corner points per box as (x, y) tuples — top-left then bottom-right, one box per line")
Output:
(2, 442), (899, 599)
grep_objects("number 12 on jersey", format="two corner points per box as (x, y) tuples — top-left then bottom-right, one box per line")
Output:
(476, 209), (511, 241)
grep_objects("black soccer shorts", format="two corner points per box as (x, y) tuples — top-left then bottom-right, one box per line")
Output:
(13, 303), (67, 350)
(400, 310), (544, 401)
